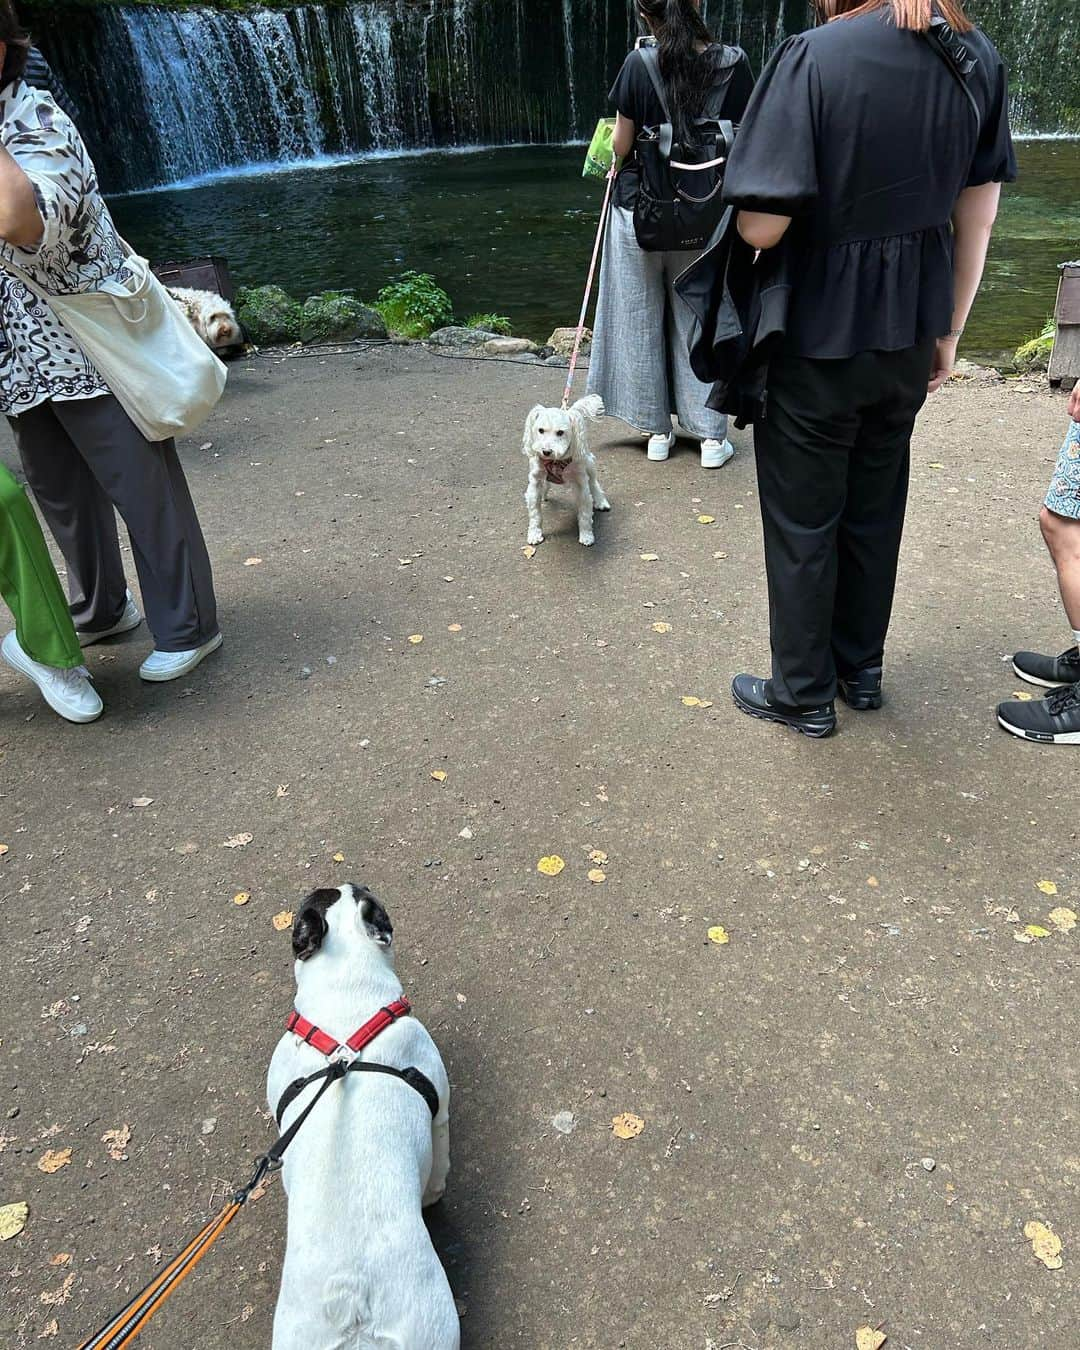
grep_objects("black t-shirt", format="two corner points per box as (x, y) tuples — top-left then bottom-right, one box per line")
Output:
(722, 13), (1018, 358)
(610, 43), (755, 210)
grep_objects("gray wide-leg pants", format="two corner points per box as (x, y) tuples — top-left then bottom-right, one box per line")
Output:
(11, 393), (218, 653)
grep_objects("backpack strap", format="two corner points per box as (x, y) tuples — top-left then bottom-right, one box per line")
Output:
(924, 16), (982, 136)
(637, 45), (674, 160)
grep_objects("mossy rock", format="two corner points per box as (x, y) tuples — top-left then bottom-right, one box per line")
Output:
(1014, 320), (1055, 372)
(235, 284), (303, 345)
(300, 291), (388, 344)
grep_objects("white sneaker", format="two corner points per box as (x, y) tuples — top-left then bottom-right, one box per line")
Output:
(78, 590), (142, 647)
(701, 438), (735, 469)
(1, 630), (103, 723)
(139, 632), (223, 683)
(647, 431), (675, 462)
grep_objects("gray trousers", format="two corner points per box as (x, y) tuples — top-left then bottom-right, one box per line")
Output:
(11, 393), (218, 652)
(587, 205), (728, 442)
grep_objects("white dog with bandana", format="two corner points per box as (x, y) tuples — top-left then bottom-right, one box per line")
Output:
(522, 393), (610, 546)
(267, 884), (457, 1350)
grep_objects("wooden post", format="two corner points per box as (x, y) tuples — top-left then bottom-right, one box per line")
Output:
(1049, 261), (1080, 387)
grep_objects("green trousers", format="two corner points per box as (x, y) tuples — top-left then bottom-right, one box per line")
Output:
(0, 461), (82, 669)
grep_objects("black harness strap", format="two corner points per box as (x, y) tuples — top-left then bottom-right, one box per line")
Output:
(275, 1058), (439, 1129)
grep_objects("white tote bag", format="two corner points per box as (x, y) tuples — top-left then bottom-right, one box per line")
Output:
(1, 248), (227, 443)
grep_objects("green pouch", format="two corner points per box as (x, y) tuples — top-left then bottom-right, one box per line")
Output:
(583, 117), (619, 181)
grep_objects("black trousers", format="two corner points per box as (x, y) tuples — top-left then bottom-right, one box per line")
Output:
(754, 340), (935, 707)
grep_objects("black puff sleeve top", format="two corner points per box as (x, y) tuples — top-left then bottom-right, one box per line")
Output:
(722, 12), (1017, 359)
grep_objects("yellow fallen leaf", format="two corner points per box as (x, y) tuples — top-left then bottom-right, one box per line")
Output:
(0, 843), (8, 857)
(431, 770), (447, 782)
(639, 553), (659, 562)
(1012, 691), (1034, 701)
(36, 1149), (72, 1175)
(447, 624), (462, 633)
(0, 1201), (28, 1241)
(332, 852), (345, 863)
(537, 855), (565, 877)
(407, 634), (424, 645)
(589, 849), (608, 864)
(243, 557), (262, 567)
(697, 514), (715, 524)
(612, 1113), (645, 1140)
(272, 910), (294, 931)
(651, 622), (673, 634)
(928, 461), (945, 469)
(867, 876), (880, 888)
(521, 545), (537, 558)
(1037, 880), (1059, 896)
(101, 1125), (131, 1162)
(232, 892), (251, 906)
(49, 1253), (71, 1267)
(855, 1329), (887, 1350)
(1024, 1219), (1063, 1269)
(1049, 907), (1077, 933)
(1025, 924), (1052, 939)
(708, 926), (730, 945)
(681, 696), (713, 709)
(588, 869), (606, 884)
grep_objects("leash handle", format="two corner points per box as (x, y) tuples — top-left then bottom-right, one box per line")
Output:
(562, 164), (617, 411)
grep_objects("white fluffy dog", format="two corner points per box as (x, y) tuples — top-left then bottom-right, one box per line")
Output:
(267, 884), (457, 1350)
(167, 286), (244, 352)
(523, 393), (610, 546)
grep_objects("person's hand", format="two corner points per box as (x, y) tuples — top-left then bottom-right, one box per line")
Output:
(1069, 378), (1080, 423)
(928, 335), (959, 394)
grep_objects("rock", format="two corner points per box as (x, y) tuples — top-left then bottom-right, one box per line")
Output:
(235, 284), (303, 346)
(552, 1111), (576, 1134)
(535, 345), (555, 361)
(427, 326), (500, 349)
(1013, 321), (1054, 373)
(547, 326), (591, 358)
(544, 354), (572, 367)
(481, 337), (538, 357)
(952, 357), (1003, 383)
(299, 292), (387, 344)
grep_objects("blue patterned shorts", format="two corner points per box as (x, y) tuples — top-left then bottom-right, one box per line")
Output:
(1045, 421), (1080, 520)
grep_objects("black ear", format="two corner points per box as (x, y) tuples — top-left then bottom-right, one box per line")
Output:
(357, 887), (393, 946)
(291, 888), (339, 961)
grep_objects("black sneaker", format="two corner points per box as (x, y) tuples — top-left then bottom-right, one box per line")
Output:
(997, 682), (1080, 745)
(838, 667), (883, 711)
(1012, 645), (1080, 689)
(731, 674), (837, 738)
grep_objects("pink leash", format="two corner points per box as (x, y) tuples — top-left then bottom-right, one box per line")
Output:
(561, 164), (617, 411)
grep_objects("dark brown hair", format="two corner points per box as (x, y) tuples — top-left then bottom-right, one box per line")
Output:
(637, 0), (716, 135)
(818, 0), (973, 31)
(0, 1), (31, 88)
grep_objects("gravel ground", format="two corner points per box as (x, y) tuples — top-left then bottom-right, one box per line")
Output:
(0, 346), (1076, 1350)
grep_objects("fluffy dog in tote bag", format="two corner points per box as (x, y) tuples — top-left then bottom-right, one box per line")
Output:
(1, 246), (227, 443)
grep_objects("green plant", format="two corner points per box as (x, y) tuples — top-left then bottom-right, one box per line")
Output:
(372, 271), (453, 339)
(1014, 317), (1056, 372)
(464, 312), (513, 336)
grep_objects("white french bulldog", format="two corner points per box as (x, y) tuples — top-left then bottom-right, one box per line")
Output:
(267, 883), (457, 1350)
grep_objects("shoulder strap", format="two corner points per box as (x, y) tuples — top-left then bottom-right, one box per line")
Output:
(924, 17), (982, 136)
(637, 45), (674, 159)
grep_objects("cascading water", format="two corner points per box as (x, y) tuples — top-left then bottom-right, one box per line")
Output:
(37, 0), (1080, 195)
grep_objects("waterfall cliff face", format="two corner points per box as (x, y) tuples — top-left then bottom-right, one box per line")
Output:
(38, 0), (1079, 195)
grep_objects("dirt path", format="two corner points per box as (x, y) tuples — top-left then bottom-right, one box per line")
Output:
(1, 347), (1076, 1350)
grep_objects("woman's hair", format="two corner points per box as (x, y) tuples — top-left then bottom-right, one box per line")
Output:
(817, 0), (973, 31)
(637, 0), (715, 134)
(0, 1), (31, 87)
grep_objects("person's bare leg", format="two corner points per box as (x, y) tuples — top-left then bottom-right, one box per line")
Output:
(1040, 506), (1080, 633)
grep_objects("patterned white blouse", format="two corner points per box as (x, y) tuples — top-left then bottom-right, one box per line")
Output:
(0, 79), (130, 415)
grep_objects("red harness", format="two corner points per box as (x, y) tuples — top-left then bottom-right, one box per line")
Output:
(286, 995), (412, 1059)
(542, 456), (572, 485)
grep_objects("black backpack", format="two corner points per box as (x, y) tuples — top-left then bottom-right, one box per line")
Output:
(631, 43), (736, 254)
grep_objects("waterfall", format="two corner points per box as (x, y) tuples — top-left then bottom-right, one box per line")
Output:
(38, 0), (1080, 196)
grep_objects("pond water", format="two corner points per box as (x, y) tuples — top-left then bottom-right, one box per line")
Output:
(110, 140), (1080, 363)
